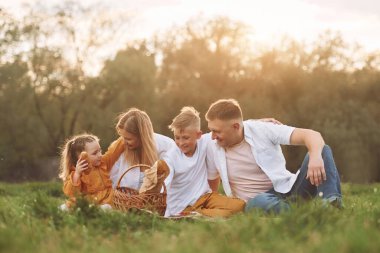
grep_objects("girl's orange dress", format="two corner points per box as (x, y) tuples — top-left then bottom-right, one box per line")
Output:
(63, 137), (124, 207)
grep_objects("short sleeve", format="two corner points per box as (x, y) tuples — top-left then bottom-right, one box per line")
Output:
(205, 135), (219, 180)
(263, 122), (295, 145)
(161, 150), (176, 190)
(155, 133), (176, 159)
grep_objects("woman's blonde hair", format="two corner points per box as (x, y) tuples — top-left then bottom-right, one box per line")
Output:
(116, 108), (158, 166)
(59, 134), (99, 180)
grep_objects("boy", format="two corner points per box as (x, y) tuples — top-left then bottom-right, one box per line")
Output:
(164, 107), (245, 218)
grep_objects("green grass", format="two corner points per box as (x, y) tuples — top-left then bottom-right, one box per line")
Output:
(0, 182), (379, 253)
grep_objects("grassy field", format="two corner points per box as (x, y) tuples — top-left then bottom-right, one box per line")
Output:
(0, 182), (379, 253)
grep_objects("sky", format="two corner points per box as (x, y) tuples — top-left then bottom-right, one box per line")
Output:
(1, 0), (379, 51)
(125, 0), (380, 52)
(1, 0), (379, 73)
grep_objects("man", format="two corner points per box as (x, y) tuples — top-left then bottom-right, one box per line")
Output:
(206, 99), (342, 213)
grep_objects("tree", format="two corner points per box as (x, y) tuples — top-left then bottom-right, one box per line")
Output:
(0, 2), (131, 180)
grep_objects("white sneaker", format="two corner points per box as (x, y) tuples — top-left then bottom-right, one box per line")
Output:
(100, 204), (112, 211)
(59, 203), (69, 211)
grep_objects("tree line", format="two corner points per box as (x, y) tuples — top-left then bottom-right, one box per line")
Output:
(0, 3), (379, 183)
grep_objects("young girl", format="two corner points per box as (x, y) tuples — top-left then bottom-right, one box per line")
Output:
(110, 108), (175, 189)
(59, 134), (125, 209)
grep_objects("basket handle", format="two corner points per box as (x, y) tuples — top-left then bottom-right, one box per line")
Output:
(116, 164), (167, 193)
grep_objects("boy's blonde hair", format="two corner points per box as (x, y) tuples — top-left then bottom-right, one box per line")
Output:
(205, 99), (243, 121)
(116, 108), (158, 166)
(59, 134), (99, 181)
(169, 106), (201, 131)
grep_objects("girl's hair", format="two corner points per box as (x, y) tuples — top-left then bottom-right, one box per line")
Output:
(116, 108), (158, 166)
(59, 134), (99, 180)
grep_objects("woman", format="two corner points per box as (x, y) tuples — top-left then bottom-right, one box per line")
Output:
(110, 108), (175, 189)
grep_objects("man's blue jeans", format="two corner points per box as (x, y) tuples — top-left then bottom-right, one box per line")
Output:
(245, 145), (342, 214)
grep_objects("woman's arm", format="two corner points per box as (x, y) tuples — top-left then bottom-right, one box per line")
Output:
(102, 137), (126, 171)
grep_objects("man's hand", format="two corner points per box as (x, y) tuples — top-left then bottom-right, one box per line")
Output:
(306, 155), (326, 186)
(258, 118), (282, 125)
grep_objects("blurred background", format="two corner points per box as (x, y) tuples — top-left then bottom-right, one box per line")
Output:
(0, 0), (379, 183)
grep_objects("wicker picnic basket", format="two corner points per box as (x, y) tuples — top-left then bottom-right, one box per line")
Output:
(113, 164), (167, 216)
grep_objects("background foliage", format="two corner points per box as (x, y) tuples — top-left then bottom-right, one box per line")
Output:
(0, 2), (379, 182)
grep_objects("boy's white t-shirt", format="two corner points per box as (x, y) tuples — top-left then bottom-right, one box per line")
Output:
(164, 134), (212, 217)
(110, 133), (176, 189)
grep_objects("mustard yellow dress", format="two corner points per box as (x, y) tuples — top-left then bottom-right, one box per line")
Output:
(63, 137), (124, 207)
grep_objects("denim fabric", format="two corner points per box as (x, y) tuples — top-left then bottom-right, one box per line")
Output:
(245, 145), (342, 214)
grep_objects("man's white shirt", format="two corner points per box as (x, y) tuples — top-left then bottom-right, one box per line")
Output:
(207, 120), (299, 197)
